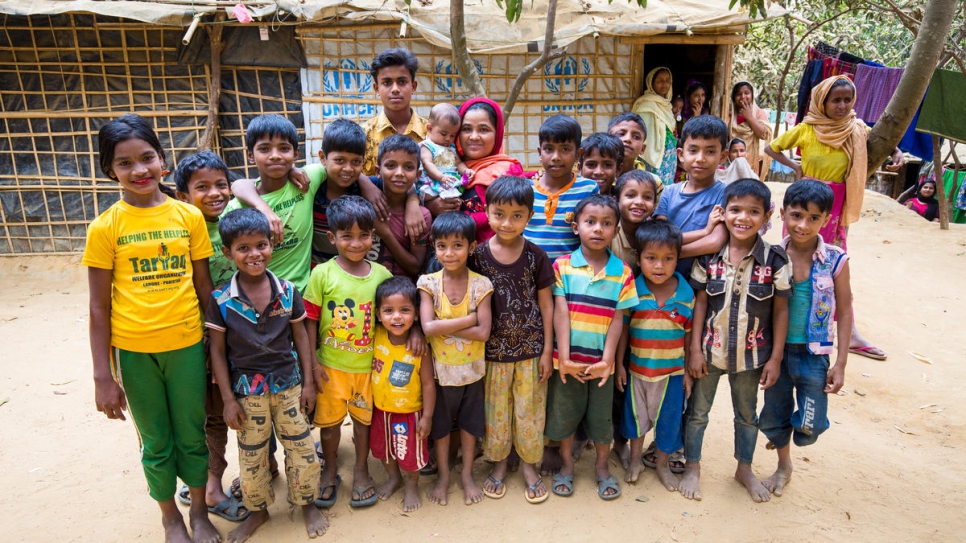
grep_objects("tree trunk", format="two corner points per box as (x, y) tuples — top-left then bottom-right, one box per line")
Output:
(866, 0), (958, 174)
(933, 135), (950, 228)
(450, 0), (486, 98)
(503, 0), (566, 119)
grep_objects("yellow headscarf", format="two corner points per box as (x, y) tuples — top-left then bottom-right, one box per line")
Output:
(803, 75), (868, 226)
(631, 67), (676, 169)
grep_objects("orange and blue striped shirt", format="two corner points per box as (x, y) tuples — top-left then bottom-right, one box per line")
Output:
(552, 248), (637, 366)
(626, 272), (694, 381)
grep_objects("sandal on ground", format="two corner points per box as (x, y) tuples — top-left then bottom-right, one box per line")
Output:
(349, 477), (378, 508)
(849, 345), (887, 360)
(641, 443), (686, 474)
(551, 473), (574, 497)
(596, 475), (622, 501)
(525, 477), (549, 504)
(419, 456), (438, 476)
(177, 485), (191, 506)
(230, 469), (279, 500)
(314, 474), (341, 508)
(482, 475), (506, 499)
(208, 495), (250, 522)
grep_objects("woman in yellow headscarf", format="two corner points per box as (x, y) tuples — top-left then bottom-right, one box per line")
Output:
(631, 67), (678, 186)
(730, 81), (773, 179)
(766, 74), (904, 360)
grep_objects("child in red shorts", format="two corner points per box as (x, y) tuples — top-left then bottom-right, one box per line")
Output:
(370, 276), (437, 511)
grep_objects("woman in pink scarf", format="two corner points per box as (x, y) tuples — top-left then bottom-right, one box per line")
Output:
(425, 97), (524, 243)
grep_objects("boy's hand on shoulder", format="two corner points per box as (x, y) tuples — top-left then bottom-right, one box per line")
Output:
(94, 377), (127, 421)
(760, 358), (781, 390)
(615, 363), (627, 392)
(301, 382), (317, 415)
(707, 205), (724, 228)
(538, 351), (553, 383)
(824, 363), (846, 394)
(373, 216), (392, 239)
(416, 414), (432, 440)
(360, 178), (390, 221)
(287, 167), (311, 192)
(224, 400), (247, 431)
(404, 199), (428, 242)
(255, 205), (285, 246)
(584, 360), (612, 384)
(406, 327), (428, 358)
(558, 358), (586, 384)
(688, 347), (708, 379)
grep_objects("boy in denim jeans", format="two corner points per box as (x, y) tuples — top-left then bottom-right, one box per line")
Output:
(758, 180), (852, 497)
(682, 179), (791, 503)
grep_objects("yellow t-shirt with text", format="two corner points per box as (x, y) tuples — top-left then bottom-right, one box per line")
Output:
(82, 198), (213, 353)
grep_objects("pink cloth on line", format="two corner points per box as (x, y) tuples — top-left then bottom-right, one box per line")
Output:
(822, 57), (858, 79)
(853, 64), (904, 124)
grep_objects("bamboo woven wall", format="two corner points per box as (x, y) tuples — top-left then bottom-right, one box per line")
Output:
(298, 26), (636, 170)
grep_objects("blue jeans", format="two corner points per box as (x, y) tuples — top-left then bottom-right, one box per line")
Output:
(759, 344), (830, 449)
(684, 363), (762, 465)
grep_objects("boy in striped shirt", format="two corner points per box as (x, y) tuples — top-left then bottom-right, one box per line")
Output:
(525, 115), (599, 261)
(546, 194), (637, 500)
(618, 219), (694, 490)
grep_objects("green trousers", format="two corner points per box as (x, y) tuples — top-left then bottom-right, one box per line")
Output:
(113, 341), (208, 501)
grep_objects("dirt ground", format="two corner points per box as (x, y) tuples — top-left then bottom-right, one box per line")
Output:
(3, 185), (965, 542)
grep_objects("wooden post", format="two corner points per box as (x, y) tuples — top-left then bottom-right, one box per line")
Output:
(200, 16), (225, 151)
(711, 44), (733, 120)
(933, 135), (950, 229)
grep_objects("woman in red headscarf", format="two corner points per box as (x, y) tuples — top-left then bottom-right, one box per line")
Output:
(424, 97), (524, 243)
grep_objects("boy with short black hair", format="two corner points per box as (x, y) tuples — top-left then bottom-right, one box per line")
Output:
(304, 195), (394, 509)
(579, 132), (624, 196)
(654, 115), (731, 278)
(371, 134), (432, 279)
(525, 114), (599, 262)
(758, 179), (852, 497)
(546, 194), (637, 501)
(607, 112), (656, 185)
(418, 212), (494, 506)
(174, 151), (257, 522)
(206, 208), (326, 541)
(363, 48), (427, 176)
(370, 276), (437, 512)
(683, 178), (792, 503)
(620, 219), (694, 491)
(470, 175), (555, 504)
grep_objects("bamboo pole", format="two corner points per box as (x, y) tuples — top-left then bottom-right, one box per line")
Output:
(711, 45), (727, 118)
(200, 16), (225, 151)
(933, 135), (950, 229)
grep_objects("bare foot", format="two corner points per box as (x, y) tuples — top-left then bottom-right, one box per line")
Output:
(189, 503), (221, 543)
(462, 471), (484, 505)
(614, 440), (631, 471)
(302, 504), (328, 538)
(402, 477), (422, 512)
(540, 446), (562, 476)
(162, 516), (192, 543)
(377, 473), (402, 501)
(735, 463), (771, 503)
(655, 462), (680, 491)
(624, 456), (644, 484)
(227, 510), (269, 543)
(762, 465), (793, 496)
(428, 475), (449, 506)
(679, 462), (702, 501)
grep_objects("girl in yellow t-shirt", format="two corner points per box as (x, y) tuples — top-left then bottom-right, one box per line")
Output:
(82, 114), (218, 542)
(765, 76), (903, 361)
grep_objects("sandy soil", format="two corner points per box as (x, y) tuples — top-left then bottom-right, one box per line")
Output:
(3, 185), (965, 542)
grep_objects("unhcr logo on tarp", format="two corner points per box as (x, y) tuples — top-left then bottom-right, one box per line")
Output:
(434, 59), (485, 97)
(543, 56), (594, 112)
(322, 59), (376, 118)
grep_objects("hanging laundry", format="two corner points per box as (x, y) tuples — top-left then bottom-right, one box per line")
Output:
(917, 69), (966, 144)
(815, 41), (840, 58)
(797, 59), (825, 124)
(822, 57), (859, 79)
(837, 51), (865, 65)
(854, 64), (904, 124)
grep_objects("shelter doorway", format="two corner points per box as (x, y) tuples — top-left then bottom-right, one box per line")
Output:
(641, 44), (718, 111)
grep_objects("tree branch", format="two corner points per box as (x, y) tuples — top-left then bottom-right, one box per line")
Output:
(450, 0), (486, 97)
(503, 0), (562, 119)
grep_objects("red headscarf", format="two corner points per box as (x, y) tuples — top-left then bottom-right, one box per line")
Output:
(457, 97), (523, 188)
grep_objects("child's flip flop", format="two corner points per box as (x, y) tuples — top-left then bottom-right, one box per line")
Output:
(177, 485), (191, 506)
(349, 477), (378, 508)
(314, 474), (341, 509)
(482, 475), (506, 499)
(208, 496), (250, 522)
(525, 477), (549, 504)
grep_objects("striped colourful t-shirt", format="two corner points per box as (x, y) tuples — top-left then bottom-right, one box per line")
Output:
(525, 175), (599, 262)
(552, 248), (637, 367)
(627, 272), (695, 381)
